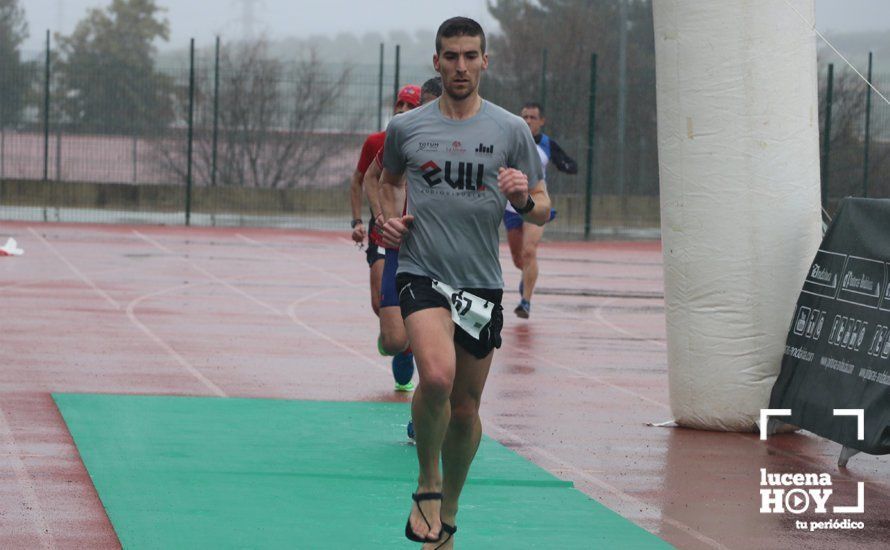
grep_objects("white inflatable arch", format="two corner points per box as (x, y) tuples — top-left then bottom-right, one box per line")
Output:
(653, 0), (822, 430)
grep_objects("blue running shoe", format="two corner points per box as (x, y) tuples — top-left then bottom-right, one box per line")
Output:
(407, 419), (415, 441)
(392, 351), (415, 391)
(514, 298), (530, 319)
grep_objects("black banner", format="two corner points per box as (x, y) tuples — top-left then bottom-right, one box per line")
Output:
(770, 198), (890, 454)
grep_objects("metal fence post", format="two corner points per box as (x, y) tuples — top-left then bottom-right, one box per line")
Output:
(862, 52), (873, 198)
(377, 43), (384, 131)
(393, 44), (401, 107)
(584, 53), (598, 240)
(43, 30), (50, 182)
(212, 36), (220, 187)
(540, 48), (548, 112)
(186, 38), (196, 226)
(820, 63), (833, 210)
(617, 0), (628, 198)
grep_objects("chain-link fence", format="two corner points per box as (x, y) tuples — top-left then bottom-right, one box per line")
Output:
(1, 37), (888, 238)
(819, 62), (890, 211)
(0, 40), (439, 230)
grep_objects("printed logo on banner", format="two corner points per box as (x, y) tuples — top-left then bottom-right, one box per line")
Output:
(824, 314), (869, 352)
(881, 262), (890, 313)
(802, 250), (847, 299)
(837, 256), (885, 309)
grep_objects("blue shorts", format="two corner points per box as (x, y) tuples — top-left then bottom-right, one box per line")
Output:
(503, 208), (557, 231)
(379, 248), (400, 308)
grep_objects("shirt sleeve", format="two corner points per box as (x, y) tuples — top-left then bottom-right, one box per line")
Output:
(549, 138), (579, 175)
(355, 135), (378, 175)
(382, 117), (407, 175)
(510, 119), (545, 189)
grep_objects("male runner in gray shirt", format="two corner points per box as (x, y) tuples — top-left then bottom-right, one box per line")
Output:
(380, 16), (552, 548)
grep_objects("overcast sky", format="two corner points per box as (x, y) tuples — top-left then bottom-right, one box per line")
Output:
(20, 0), (890, 52)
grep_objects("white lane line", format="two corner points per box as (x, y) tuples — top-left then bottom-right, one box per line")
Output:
(511, 343), (670, 411)
(236, 233), (360, 288)
(592, 297), (667, 348)
(28, 227), (121, 310)
(135, 230), (383, 377)
(0, 406), (54, 549)
(125, 280), (228, 398)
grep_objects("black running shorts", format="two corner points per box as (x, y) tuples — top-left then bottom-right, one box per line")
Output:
(396, 273), (503, 359)
(365, 217), (385, 267)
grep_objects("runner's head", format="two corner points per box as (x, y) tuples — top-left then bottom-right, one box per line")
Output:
(433, 17), (488, 101)
(520, 102), (545, 137)
(420, 76), (443, 105)
(394, 84), (422, 114)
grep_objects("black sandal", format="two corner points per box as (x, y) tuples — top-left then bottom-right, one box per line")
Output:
(405, 492), (443, 542)
(432, 522), (457, 549)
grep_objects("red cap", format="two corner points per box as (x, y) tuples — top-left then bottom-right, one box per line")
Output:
(397, 85), (422, 108)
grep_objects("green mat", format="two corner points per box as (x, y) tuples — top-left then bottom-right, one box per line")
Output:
(54, 394), (670, 549)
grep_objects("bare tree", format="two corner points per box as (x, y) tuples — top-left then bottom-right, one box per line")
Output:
(156, 40), (355, 189)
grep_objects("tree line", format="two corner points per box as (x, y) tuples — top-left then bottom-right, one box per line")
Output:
(0, 0), (885, 196)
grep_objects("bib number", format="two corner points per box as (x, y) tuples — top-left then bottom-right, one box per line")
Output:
(431, 280), (493, 340)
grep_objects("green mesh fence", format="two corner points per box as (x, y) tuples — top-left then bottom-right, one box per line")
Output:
(1, 39), (888, 238)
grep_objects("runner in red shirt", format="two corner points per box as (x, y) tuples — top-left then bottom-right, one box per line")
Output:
(363, 77), (442, 401)
(349, 84), (422, 319)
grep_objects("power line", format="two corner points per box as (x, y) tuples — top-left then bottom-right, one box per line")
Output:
(781, 0), (890, 107)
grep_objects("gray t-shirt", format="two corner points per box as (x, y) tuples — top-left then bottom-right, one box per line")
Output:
(383, 99), (544, 289)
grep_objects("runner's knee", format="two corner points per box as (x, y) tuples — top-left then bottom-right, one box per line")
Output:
(521, 244), (537, 266)
(418, 369), (453, 401)
(449, 398), (481, 428)
(380, 332), (407, 355)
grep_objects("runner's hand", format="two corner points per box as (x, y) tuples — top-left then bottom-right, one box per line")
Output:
(351, 224), (366, 243)
(498, 167), (529, 208)
(382, 215), (414, 248)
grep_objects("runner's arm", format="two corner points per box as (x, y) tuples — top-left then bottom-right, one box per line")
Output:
(363, 160), (385, 224)
(380, 168), (410, 248)
(524, 179), (553, 226)
(499, 168), (552, 227)
(380, 167), (406, 222)
(349, 169), (364, 222)
(349, 169), (366, 242)
(549, 139), (578, 175)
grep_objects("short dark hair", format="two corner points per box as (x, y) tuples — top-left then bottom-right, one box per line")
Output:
(421, 76), (443, 98)
(522, 102), (544, 116)
(435, 17), (486, 54)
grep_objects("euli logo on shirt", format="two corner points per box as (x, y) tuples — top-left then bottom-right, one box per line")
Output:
(421, 160), (487, 191)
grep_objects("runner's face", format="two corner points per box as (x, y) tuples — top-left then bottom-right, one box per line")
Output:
(521, 107), (545, 136)
(434, 35), (487, 101)
(394, 100), (413, 114)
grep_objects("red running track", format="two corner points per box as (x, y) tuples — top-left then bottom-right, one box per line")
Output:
(1, 221), (888, 549)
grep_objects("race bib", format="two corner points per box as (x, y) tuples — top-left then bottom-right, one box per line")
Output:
(430, 279), (493, 340)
